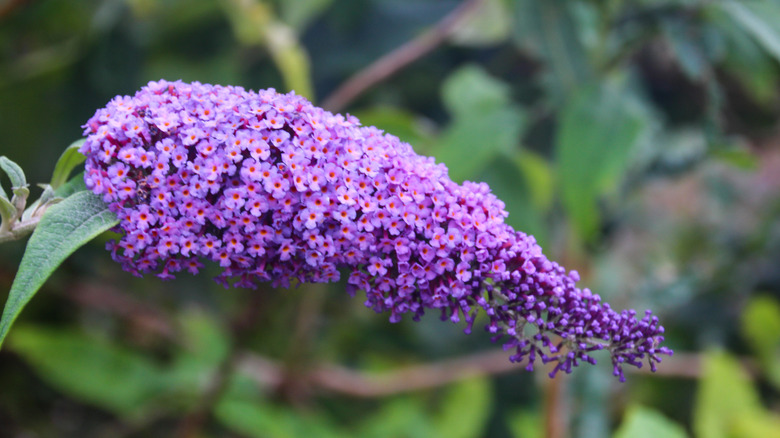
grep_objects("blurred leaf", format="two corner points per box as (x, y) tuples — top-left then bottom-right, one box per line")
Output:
(434, 107), (524, 183)
(721, 0), (780, 64)
(556, 83), (648, 241)
(351, 106), (434, 152)
(740, 295), (780, 387)
(276, 0), (333, 31)
(693, 350), (780, 438)
(432, 65), (525, 182)
(216, 396), (343, 438)
(713, 8), (779, 105)
(166, 309), (231, 400)
(0, 195), (15, 226)
(450, 0), (511, 47)
(8, 326), (165, 418)
(512, 0), (592, 96)
(0, 191), (118, 348)
(220, 0), (313, 98)
(0, 156), (27, 189)
(433, 377), (492, 438)
(441, 64), (511, 118)
(662, 18), (708, 80)
(614, 405), (688, 438)
(480, 154), (548, 249)
(507, 408), (543, 438)
(357, 396), (435, 438)
(516, 149), (555, 212)
(55, 172), (87, 198)
(711, 146), (759, 171)
(49, 140), (86, 190)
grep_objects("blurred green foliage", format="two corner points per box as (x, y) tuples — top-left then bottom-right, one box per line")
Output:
(2, 0), (780, 437)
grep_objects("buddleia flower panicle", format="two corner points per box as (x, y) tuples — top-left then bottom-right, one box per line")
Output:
(81, 80), (672, 380)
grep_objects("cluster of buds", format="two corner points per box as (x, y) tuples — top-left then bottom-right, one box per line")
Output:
(81, 80), (671, 380)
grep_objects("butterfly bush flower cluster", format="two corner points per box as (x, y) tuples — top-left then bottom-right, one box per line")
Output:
(80, 80), (671, 380)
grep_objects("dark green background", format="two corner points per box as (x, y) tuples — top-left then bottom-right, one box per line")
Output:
(1, 0), (780, 437)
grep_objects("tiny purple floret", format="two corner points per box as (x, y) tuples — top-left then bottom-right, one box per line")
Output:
(81, 80), (672, 380)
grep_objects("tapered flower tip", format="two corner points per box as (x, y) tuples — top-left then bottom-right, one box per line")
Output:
(81, 80), (671, 379)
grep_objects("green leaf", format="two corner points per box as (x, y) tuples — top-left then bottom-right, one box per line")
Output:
(49, 139), (86, 190)
(740, 295), (780, 388)
(0, 156), (27, 189)
(433, 377), (492, 438)
(714, 8), (779, 105)
(55, 172), (87, 198)
(0, 191), (118, 348)
(433, 65), (525, 182)
(555, 83), (648, 241)
(351, 106), (434, 152)
(662, 18), (708, 80)
(449, 0), (511, 47)
(614, 405), (688, 438)
(507, 408), (543, 438)
(721, 0), (780, 64)
(357, 396), (435, 438)
(277, 0), (333, 31)
(441, 64), (510, 118)
(480, 154), (548, 249)
(516, 149), (555, 213)
(216, 396), (344, 438)
(8, 326), (165, 417)
(433, 107), (524, 183)
(165, 309), (231, 401)
(512, 0), (591, 96)
(693, 350), (780, 438)
(0, 196), (15, 225)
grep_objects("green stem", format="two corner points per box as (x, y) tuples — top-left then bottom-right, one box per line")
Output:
(0, 217), (40, 244)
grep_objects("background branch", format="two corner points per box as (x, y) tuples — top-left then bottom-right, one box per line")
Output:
(320, 0), (485, 113)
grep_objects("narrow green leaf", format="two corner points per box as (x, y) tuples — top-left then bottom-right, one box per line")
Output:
(8, 326), (165, 417)
(278, 0), (333, 31)
(0, 196), (15, 225)
(556, 83), (648, 241)
(662, 19), (707, 80)
(433, 377), (492, 438)
(721, 0), (780, 63)
(450, 0), (511, 47)
(55, 172), (87, 198)
(614, 405), (688, 438)
(49, 139), (86, 190)
(512, 0), (591, 96)
(0, 156), (27, 189)
(0, 190), (118, 348)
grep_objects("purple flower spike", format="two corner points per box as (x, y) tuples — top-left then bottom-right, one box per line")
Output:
(81, 80), (672, 380)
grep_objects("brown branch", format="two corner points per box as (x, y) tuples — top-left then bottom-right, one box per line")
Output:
(174, 288), (269, 438)
(68, 281), (177, 341)
(320, 0), (485, 113)
(61, 278), (757, 397)
(0, 0), (30, 20)
(543, 374), (568, 438)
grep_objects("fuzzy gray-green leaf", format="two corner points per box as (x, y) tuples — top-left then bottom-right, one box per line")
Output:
(0, 156), (27, 189)
(0, 190), (118, 349)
